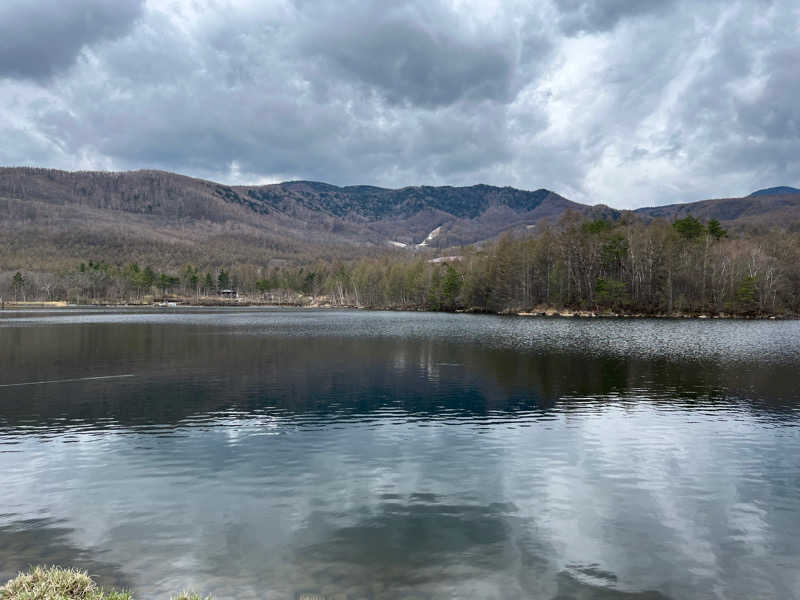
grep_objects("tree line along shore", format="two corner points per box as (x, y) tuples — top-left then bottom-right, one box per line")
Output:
(2, 215), (799, 318)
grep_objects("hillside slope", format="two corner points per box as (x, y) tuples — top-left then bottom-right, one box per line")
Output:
(1, 167), (799, 271)
(0, 168), (609, 269)
(634, 188), (800, 230)
(749, 186), (800, 197)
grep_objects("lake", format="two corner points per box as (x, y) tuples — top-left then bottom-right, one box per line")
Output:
(1, 309), (799, 599)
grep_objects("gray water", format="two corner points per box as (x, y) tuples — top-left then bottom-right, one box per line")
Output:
(1, 308), (799, 599)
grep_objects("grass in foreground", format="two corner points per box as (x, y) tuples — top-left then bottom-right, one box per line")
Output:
(0, 567), (209, 600)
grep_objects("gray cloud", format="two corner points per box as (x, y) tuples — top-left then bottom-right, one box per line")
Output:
(0, 0), (797, 207)
(555, 0), (677, 34)
(297, 2), (529, 107)
(0, 0), (144, 80)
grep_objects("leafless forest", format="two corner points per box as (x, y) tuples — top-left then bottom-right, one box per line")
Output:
(3, 213), (797, 316)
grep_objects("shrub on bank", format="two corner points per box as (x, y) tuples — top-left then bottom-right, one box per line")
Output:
(0, 567), (208, 600)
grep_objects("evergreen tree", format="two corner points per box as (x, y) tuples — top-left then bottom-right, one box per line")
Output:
(595, 277), (628, 310)
(12, 271), (25, 301)
(735, 275), (759, 313)
(218, 269), (230, 290)
(707, 219), (727, 240)
(142, 266), (156, 289)
(673, 216), (705, 240)
(441, 265), (462, 310)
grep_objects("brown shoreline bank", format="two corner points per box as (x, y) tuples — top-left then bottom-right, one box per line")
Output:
(0, 298), (793, 320)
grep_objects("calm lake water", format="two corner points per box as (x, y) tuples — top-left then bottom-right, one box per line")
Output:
(1, 309), (799, 600)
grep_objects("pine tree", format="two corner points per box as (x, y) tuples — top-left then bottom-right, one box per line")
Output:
(12, 271), (25, 302)
(218, 269), (230, 290)
(441, 265), (462, 310)
(707, 219), (727, 240)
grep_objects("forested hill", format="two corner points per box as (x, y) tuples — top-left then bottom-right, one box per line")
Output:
(0, 167), (612, 269)
(233, 180), (616, 247)
(633, 187), (800, 229)
(748, 186), (800, 197)
(0, 167), (582, 223)
(247, 180), (585, 219)
(1, 166), (800, 272)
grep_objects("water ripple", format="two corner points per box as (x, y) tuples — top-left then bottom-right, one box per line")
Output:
(1, 309), (799, 599)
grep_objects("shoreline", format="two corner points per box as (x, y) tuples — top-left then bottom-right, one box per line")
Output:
(0, 300), (793, 320)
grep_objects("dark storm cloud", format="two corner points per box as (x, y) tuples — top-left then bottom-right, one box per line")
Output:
(0, 0), (144, 80)
(21, 0), (543, 187)
(298, 2), (525, 107)
(0, 0), (797, 207)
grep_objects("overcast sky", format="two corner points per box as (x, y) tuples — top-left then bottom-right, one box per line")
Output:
(0, 0), (797, 208)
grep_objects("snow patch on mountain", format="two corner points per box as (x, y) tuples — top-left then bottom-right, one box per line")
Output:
(417, 225), (443, 247)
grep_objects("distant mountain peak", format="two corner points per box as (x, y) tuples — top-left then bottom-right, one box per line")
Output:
(748, 186), (800, 197)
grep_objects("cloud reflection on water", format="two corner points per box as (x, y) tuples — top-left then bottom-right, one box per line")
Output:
(1, 310), (799, 599)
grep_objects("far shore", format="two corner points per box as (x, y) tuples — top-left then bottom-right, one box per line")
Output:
(0, 298), (792, 320)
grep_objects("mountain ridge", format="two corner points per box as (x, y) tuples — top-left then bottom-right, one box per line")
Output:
(1, 166), (799, 271)
(749, 186), (800, 197)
